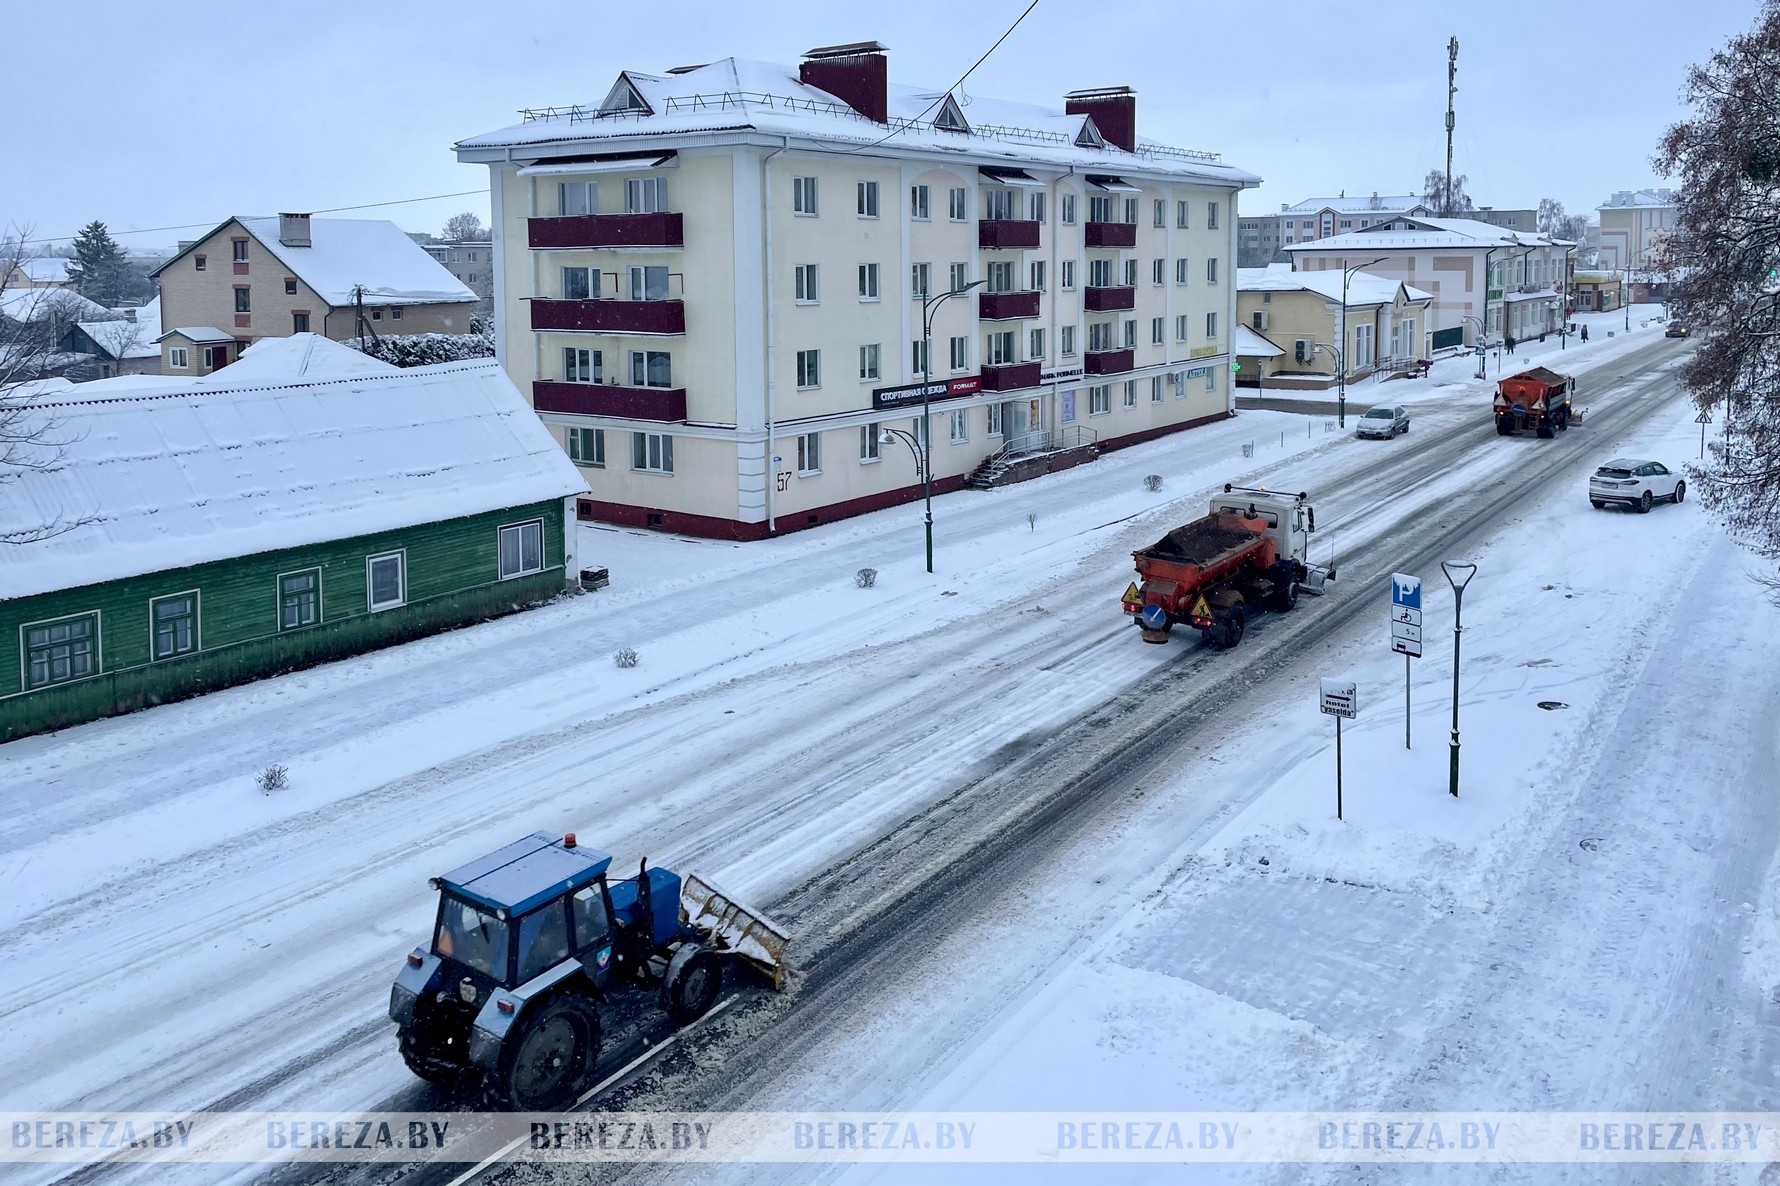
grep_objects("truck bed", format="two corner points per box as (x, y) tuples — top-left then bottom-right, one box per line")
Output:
(1137, 515), (1264, 566)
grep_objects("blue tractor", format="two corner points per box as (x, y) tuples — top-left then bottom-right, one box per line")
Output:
(389, 832), (789, 1109)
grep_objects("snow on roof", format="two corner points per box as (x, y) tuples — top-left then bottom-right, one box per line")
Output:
(0, 376), (75, 400)
(1, 358), (589, 601)
(1280, 194), (1427, 215)
(1234, 324), (1283, 357)
(1237, 267), (1431, 305)
(157, 326), (234, 344)
(205, 332), (398, 384)
(77, 297), (161, 360)
(459, 56), (1259, 187)
(1285, 215), (1573, 253)
(1600, 189), (1676, 209)
(15, 257), (71, 282)
(234, 217), (478, 307)
(0, 287), (112, 323)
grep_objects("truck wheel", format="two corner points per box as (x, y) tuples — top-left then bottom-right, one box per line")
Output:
(1495, 417), (1514, 436)
(486, 994), (601, 1111)
(1224, 612), (1246, 649)
(1637, 490), (1653, 514)
(1536, 418), (1555, 439)
(661, 946), (723, 1024)
(1271, 580), (1299, 612)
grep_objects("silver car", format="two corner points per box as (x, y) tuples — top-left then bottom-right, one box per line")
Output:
(1589, 458), (1686, 513)
(1356, 405), (1410, 439)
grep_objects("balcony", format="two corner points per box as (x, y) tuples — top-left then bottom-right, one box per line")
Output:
(1084, 348), (1135, 376)
(978, 290), (1042, 320)
(1085, 222), (1137, 248)
(978, 219), (1042, 250)
(978, 361), (1043, 391)
(533, 380), (686, 422)
(530, 298), (685, 336)
(528, 212), (684, 250)
(1083, 285), (1135, 312)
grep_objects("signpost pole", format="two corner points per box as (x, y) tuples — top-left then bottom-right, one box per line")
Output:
(1320, 677), (1357, 821)
(1336, 716), (1344, 821)
(1390, 573), (1422, 750)
(1405, 652), (1412, 750)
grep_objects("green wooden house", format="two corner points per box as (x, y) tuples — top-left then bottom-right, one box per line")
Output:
(1, 335), (589, 742)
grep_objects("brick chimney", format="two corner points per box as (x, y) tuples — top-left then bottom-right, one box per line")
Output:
(799, 41), (889, 124)
(1065, 87), (1136, 153)
(278, 212), (312, 248)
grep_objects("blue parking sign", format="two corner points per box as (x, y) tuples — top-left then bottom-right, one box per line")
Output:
(1391, 573), (1422, 610)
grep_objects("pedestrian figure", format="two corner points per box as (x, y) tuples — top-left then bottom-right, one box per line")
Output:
(1506, 334), (1517, 355)
(1581, 324), (1589, 343)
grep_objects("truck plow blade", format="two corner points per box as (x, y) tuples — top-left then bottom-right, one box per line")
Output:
(682, 873), (792, 989)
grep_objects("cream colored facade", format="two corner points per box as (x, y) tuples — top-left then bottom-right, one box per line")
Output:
(1596, 190), (1677, 271)
(1236, 282), (1432, 384)
(467, 58), (1253, 539)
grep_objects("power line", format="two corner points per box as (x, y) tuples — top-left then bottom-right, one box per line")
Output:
(18, 188), (490, 246)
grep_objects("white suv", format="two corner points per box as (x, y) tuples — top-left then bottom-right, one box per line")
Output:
(1589, 458), (1685, 513)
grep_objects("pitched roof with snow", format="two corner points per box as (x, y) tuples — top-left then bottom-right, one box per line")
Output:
(15, 257), (72, 283)
(1280, 194), (1428, 216)
(151, 217), (478, 308)
(207, 332), (398, 384)
(0, 358), (589, 601)
(1237, 267), (1432, 305)
(458, 56), (1259, 187)
(77, 296), (161, 360)
(1234, 324), (1283, 357)
(1, 287), (112, 323)
(157, 326), (234, 344)
(1285, 215), (1574, 253)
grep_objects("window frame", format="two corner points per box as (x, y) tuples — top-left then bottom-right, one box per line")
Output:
(948, 336), (967, 372)
(948, 187), (968, 221)
(168, 346), (189, 369)
(148, 590), (200, 661)
(859, 422), (882, 463)
(292, 311), (310, 334)
(794, 263), (820, 304)
(859, 342), (881, 381)
(796, 431), (822, 475)
(858, 262), (881, 301)
(632, 431), (674, 474)
(497, 519), (546, 581)
(629, 349), (672, 389)
(1089, 385), (1111, 416)
(857, 180), (880, 218)
(277, 567), (322, 632)
(910, 184), (930, 220)
(795, 348), (821, 389)
(949, 408), (969, 444)
(566, 425), (605, 467)
(793, 176), (819, 216)
(20, 610), (101, 692)
(365, 550), (407, 614)
(1061, 193), (1077, 224)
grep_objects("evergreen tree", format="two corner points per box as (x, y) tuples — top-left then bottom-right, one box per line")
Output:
(65, 221), (131, 307)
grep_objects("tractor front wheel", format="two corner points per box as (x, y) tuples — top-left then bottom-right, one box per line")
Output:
(486, 994), (601, 1111)
(398, 1026), (462, 1087)
(661, 946), (724, 1024)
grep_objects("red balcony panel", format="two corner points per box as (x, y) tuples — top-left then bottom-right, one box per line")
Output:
(1084, 222), (1137, 248)
(978, 290), (1042, 320)
(977, 219), (1042, 250)
(533, 380), (686, 422)
(1083, 285), (1135, 312)
(1084, 348), (1135, 376)
(979, 361), (1042, 391)
(528, 212), (684, 249)
(530, 298), (686, 335)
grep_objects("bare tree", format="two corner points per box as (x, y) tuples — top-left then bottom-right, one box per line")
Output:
(1422, 168), (1473, 216)
(1656, 0), (1780, 564)
(442, 212), (487, 242)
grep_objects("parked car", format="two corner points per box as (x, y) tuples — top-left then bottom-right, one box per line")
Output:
(1589, 458), (1686, 512)
(1355, 405), (1410, 439)
(1665, 324), (1691, 338)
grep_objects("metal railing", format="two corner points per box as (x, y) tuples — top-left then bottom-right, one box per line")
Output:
(983, 425), (1098, 469)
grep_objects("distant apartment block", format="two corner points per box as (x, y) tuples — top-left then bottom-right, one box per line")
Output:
(423, 240), (495, 306)
(1596, 189), (1677, 271)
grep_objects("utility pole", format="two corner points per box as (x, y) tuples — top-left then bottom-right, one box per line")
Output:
(1444, 37), (1459, 216)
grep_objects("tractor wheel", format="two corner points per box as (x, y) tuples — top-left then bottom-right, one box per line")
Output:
(398, 1026), (462, 1087)
(661, 946), (724, 1024)
(1673, 481), (1686, 504)
(1637, 490), (1653, 514)
(485, 994), (601, 1111)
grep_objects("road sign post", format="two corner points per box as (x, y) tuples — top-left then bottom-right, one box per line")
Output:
(1391, 573), (1423, 749)
(1319, 678), (1358, 820)
(1697, 408), (1712, 459)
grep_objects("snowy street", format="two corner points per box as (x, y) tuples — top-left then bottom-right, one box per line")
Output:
(0, 323), (1725, 1186)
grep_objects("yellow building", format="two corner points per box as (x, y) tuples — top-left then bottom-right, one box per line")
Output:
(1236, 266), (1433, 389)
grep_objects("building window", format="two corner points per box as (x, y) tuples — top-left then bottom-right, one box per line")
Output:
(1151, 317), (1164, 344)
(234, 287), (251, 313)
(955, 261), (976, 293)
(278, 569), (320, 631)
(857, 180), (880, 218)
(366, 552), (405, 612)
(911, 262), (931, 299)
(793, 176), (819, 215)
(630, 350), (671, 388)
(1151, 375), (1164, 403)
(1153, 199), (1166, 227)
(625, 177), (668, 214)
(562, 265), (596, 300)
(1204, 368), (1217, 391)
(1124, 197), (1139, 224)
(949, 336), (967, 371)
(794, 432), (820, 475)
(1029, 191), (1046, 223)
(859, 262), (880, 300)
(1122, 319), (1137, 347)
(1122, 258), (1138, 286)
(910, 184), (930, 220)
(949, 409), (969, 443)
(628, 265), (667, 301)
(986, 330), (1016, 366)
(1060, 325), (1076, 356)
(1089, 385), (1111, 415)
(292, 312), (310, 333)
(371, 310), (382, 321)
(910, 415), (929, 449)
(1029, 327), (1046, 359)
(23, 613), (98, 690)
(1176, 201), (1190, 228)
(559, 180), (596, 215)
(1340, 219), (1352, 230)
(498, 520), (545, 580)
(564, 347), (601, 382)
(1088, 195), (1115, 224)
(1152, 258), (1165, 285)
(147, 593), (198, 660)
(984, 260), (1014, 293)
(1123, 380), (1138, 408)
(982, 188), (1018, 221)
(859, 422), (881, 462)
(1061, 194), (1077, 224)
(1206, 311), (1219, 338)
(1060, 260), (1076, 291)
(168, 346), (188, 369)
(1030, 260), (1046, 291)
(232, 240), (249, 262)
(1089, 258), (1112, 289)
(859, 343), (881, 380)
(1207, 258), (1219, 284)
(194, 254), (206, 271)
(795, 349), (821, 389)
(795, 264), (819, 304)
(1088, 321), (1112, 353)
(284, 278), (297, 295)
(1175, 258), (1189, 285)
(948, 187), (967, 220)
(1176, 315), (1190, 341)
(566, 426), (605, 466)
(1207, 202), (1220, 229)
(632, 431), (674, 474)
(912, 338), (932, 377)
(986, 402), (1003, 436)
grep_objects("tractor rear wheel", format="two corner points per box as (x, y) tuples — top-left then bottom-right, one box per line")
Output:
(661, 946), (723, 1024)
(398, 1026), (461, 1087)
(486, 994), (601, 1111)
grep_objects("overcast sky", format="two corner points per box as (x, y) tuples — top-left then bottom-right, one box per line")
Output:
(4, 0), (1757, 251)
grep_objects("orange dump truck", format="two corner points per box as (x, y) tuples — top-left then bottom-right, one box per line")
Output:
(1123, 485), (1334, 649)
(1494, 367), (1575, 437)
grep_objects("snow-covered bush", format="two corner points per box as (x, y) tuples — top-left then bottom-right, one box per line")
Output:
(345, 330), (494, 368)
(257, 764), (289, 792)
(855, 568), (878, 588)
(613, 647), (639, 669)
(1144, 474), (1163, 492)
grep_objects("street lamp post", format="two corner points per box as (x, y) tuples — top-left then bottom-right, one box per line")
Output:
(895, 279), (984, 574)
(1461, 315), (1486, 379)
(1441, 560), (1478, 798)
(1337, 257), (1385, 428)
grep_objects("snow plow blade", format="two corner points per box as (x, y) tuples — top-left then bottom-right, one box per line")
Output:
(681, 873), (791, 989)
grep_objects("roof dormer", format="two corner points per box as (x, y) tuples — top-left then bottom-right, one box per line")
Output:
(599, 72), (653, 115)
(1073, 116), (1105, 149)
(933, 92), (970, 133)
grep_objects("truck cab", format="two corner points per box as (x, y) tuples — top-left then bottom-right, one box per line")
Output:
(1207, 487), (1325, 591)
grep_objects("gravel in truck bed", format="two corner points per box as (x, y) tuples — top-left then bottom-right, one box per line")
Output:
(1139, 517), (1261, 564)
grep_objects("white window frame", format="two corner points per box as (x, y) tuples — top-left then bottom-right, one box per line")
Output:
(1030, 260), (1046, 291)
(1060, 325), (1076, 356)
(1029, 327), (1046, 359)
(497, 519), (546, 581)
(857, 180), (880, 218)
(949, 336), (968, 372)
(793, 176), (819, 216)
(859, 343), (881, 381)
(366, 550), (406, 613)
(858, 262), (880, 300)
(948, 187), (968, 221)
(1061, 193), (1077, 225)
(794, 264), (819, 304)
(1207, 257), (1219, 284)
(859, 423), (882, 463)
(559, 180), (596, 216)
(1175, 258), (1189, 285)
(986, 402), (1003, 436)
(1089, 385), (1111, 416)
(953, 261), (974, 293)
(168, 346), (189, 369)
(949, 408), (969, 444)
(1176, 315), (1190, 342)
(1176, 200), (1190, 229)
(1123, 380), (1138, 408)
(566, 426), (605, 466)
(911, 262), (931, 299)
(797, 431), (821, 475)
(561, 264), (597, 300)
(910, 184), (930, 220)
(1206, 311), (1219, 338)
(1060, 260), (1076, 291)
(1151, 375), (1165, 403)
(629, 349), (672, 388)
(563, 346), (600, 383)
(1153, 199), (1166, 228)
(1151, 317), (1164, 344)
(795, 349), (821, 389)
(1207, 201), (1220, 229)
(625, 176), (668, 214)
(1152, 258), (1165, 285)
(632, 431), (674, 474)
(986, 330), (1017, 367)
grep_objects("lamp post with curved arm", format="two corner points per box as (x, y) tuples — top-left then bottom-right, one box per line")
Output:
(1337, 257), (1386, 428)
(891, 279), (985, 574)
(1462, 315), (1486, 379)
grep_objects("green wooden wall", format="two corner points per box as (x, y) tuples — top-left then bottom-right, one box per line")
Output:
(1, 499), (568, 742)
